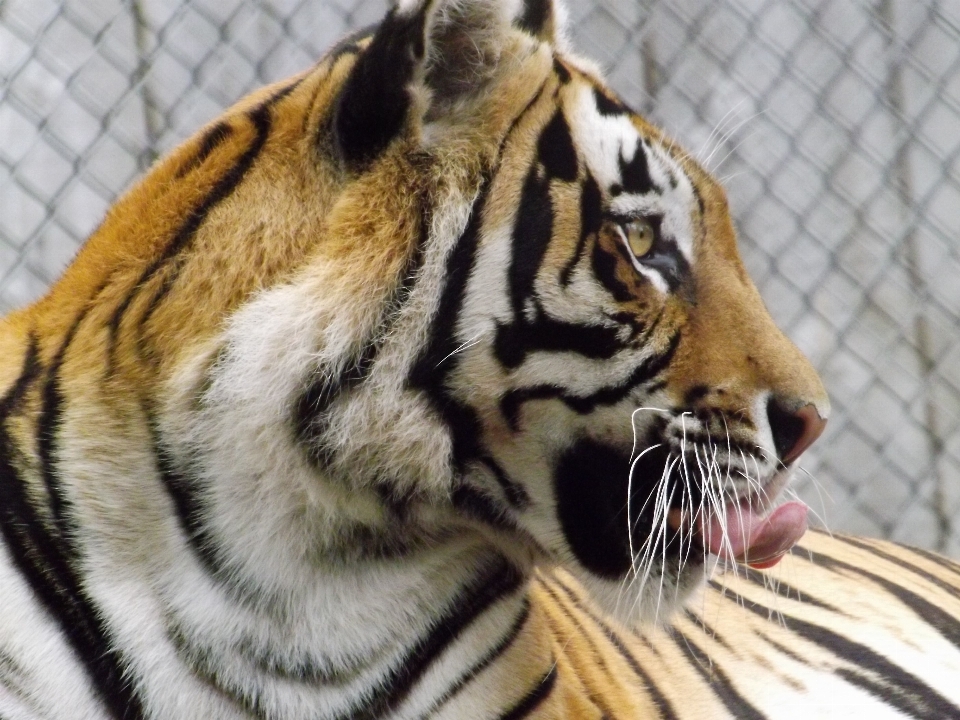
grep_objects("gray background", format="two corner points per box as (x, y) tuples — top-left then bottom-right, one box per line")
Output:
(2, 0), (958, 555)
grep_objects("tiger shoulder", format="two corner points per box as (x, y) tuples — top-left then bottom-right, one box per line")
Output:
(0, 0), (957, 718)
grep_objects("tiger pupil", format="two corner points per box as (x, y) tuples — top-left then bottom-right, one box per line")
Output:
(622, 220), (654, 258)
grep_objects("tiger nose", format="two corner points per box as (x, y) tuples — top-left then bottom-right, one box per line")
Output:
(766, 398), (827, 465)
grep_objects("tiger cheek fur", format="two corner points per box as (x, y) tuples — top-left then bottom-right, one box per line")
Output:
(0, 0), (834, 717)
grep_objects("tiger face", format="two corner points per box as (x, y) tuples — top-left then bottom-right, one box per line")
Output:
(170, 0), (828, 625)
(401, 60), (832, 620)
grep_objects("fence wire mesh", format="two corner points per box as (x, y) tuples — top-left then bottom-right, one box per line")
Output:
(2, 0), (959, 555)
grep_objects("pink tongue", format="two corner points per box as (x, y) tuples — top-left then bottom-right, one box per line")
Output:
(697, 501), (808, 569)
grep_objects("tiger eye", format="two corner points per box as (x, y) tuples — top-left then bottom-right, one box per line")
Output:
(618, 219), (655, 259)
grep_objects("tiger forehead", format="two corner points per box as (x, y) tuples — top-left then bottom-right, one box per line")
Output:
(548, 75), (701, 264)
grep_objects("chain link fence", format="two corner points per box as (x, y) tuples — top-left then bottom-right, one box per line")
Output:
(2, 0), (959, 556)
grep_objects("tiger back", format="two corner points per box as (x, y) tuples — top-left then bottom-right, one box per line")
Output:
(535, 530), (960, 718)
(2, 0), (955, 718)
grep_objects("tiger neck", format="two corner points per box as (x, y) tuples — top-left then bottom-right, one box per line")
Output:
(158, 464), (538, 715)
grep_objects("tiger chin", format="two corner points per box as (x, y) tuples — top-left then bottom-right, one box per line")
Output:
(0, 0), (830, 717)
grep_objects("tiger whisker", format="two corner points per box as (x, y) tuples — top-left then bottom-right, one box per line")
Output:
(696, 98), (750, 166)
(434, 333), (484, 367)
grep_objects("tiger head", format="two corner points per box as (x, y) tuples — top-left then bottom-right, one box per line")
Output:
(148, 0), (829, 626)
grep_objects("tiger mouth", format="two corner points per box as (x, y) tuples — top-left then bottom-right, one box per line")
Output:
(667, 483), (808, 570)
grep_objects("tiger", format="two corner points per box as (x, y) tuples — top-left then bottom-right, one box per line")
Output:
(1, 0), (958, 717)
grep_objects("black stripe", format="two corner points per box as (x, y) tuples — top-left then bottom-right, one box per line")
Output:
(136, 81), (300, 339)
(618, 138), (656, 196)
(755, 632), (810, 666)
(451, 482), (516, 534)
(830, 534), (960, 609)
(421, 599), (531, 718)
(832, 667), (958, 720)
(332, 7), (422, 169)
(592, 86), (629, 117)
(799, 539), (960, 651)
(175, 121), (233, 179)
(407, 181), (489, 473)
(670, 629), (766, 720)
(107, 80), (300, 369)
(499, 331), (680, 429)
(516, 0), (552, 37)
(729, 570), (842, 612)
(537, 110), (577, 182)
(908, 544), (960, 581)
(507, 164), (552, 319)
(498, 667), (557, 720)
(295, 341), (378, 465)
(340, 555), (525, 720)
(494, 176), (626, 368)
(0, 344), (145, 718)
(405, 81), (547, 503)
(144, 407), (223, 581)
(559, 173), (602, 287)
(550, 577), (679, 720)
(479, 456), (530, 509)
(536, 580), (630, 720)
(37, 313), (87, 545)
(793, 616), (960, 719)
(494, 313), (627, 371)
(680, 609), (737, 655)
(723, 584), (960, 720)
(0, 336), (39, 415)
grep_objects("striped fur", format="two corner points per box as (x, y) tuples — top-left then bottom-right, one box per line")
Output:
(534, 530), (960, 719)
(2, 0), (951, 718)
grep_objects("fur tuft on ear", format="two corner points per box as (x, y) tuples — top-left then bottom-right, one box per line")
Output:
(418, 0), (521, 117)
(332, 0), (559, 169)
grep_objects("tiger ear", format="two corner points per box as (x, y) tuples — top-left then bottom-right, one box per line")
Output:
(332, 0), (560, 169)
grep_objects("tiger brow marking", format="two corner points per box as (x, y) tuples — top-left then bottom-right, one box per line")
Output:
(0, 338), (147, 718)
(105, 77), (303, 372)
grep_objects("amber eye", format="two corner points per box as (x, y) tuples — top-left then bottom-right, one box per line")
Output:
(617, 219), (656, 259)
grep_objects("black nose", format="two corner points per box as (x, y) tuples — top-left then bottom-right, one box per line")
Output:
(766, 398), (827, 465)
